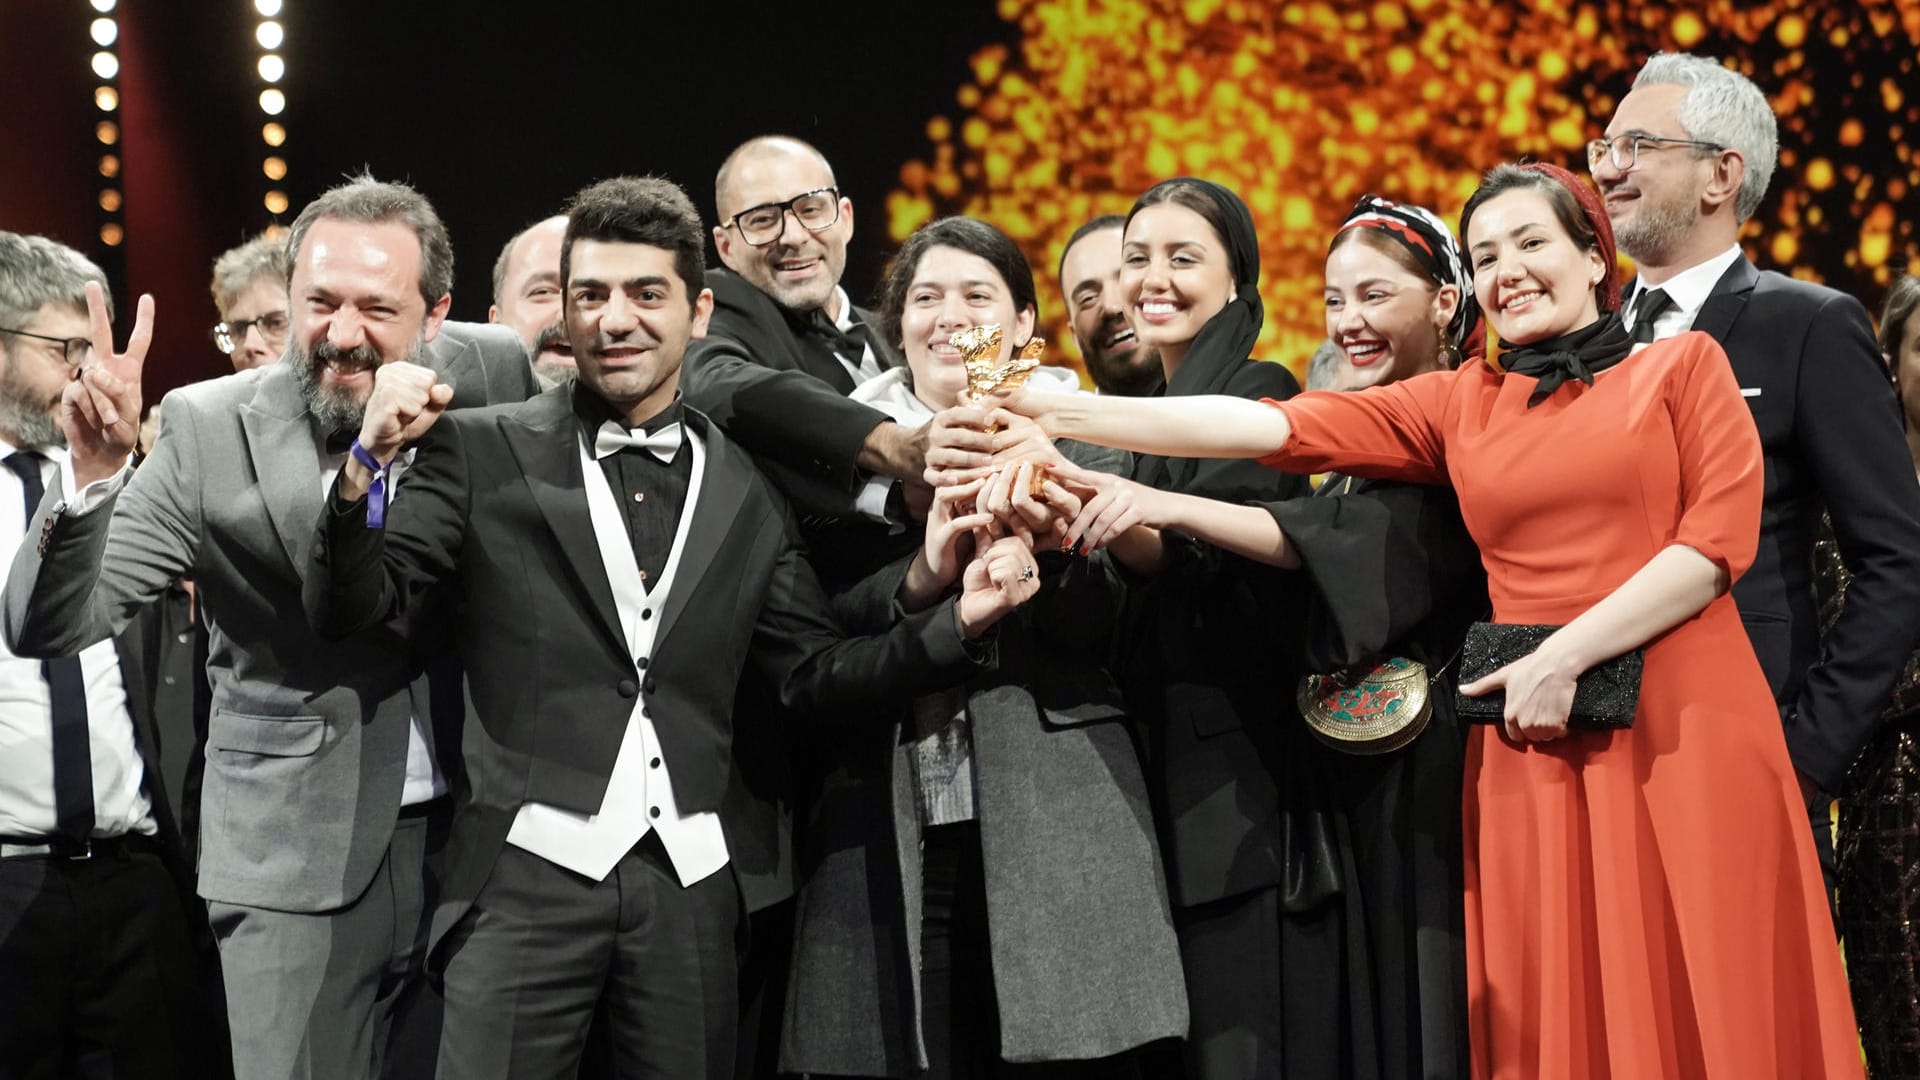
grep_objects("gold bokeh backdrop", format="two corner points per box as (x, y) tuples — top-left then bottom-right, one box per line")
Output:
(888, 0), (1920, 379)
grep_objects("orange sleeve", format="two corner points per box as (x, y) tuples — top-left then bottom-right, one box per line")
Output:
(1259, 368), (1457, 486)
(1665, 333), (1764, 582)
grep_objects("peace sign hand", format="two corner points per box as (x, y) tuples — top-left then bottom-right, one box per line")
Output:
(61, 280), (153, 488)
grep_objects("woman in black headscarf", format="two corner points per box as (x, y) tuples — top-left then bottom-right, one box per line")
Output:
(1054, 193), (1488, 1079)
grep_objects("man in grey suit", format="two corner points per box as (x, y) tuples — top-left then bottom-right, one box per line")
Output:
(3, 176), (539, 1079)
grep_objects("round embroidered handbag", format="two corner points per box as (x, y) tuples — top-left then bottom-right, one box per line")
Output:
(1295, 656), (1433, 755)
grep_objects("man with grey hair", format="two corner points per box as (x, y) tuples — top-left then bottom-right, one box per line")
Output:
(209, 233), (290, 372)
(4, 177), (538, 1079)
(0, 232), (216, 1076)
(488, 214), (574, 383)
(1592, 52), (1920, 901)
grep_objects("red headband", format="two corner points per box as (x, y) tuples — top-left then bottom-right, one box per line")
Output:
(1518, 162), (1621, 313)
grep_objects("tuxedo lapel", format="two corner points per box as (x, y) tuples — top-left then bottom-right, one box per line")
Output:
(655, 412), (748, 646)
(853, 304), (904, 372)
(1689, 258), (1758, 344)
(238, 367), (324, 577)
(500, 393), (628, 657)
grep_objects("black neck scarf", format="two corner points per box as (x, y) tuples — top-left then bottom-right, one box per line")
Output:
(1136, 178), (1264, 490)
(1496, 313), (1633, 408)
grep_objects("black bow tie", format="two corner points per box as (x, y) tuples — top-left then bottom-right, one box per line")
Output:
(804, 307), (871, 361)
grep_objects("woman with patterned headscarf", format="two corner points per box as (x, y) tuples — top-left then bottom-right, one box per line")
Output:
(1041, 193), (1489, 1078)
(998, 162), (1861, 1078)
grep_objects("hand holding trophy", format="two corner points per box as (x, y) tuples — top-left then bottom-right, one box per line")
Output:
(953, 324), (1049, 495)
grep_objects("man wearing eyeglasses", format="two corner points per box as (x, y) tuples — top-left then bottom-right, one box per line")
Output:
(210, 233), (290, 372)
(1592, 52), (1920, 909)
(0, 231), (219, 1077)
(683, 136), (933, 530)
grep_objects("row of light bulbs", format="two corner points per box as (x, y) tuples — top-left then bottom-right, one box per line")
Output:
(88, 0), (291, 251)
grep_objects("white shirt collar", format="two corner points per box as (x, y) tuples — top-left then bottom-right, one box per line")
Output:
(1629, 244), (1742, 318)
(830, 285), (855, 332)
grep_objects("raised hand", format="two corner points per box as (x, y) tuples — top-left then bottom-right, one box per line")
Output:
(898, 476), (992, 612)
(62, 280), (153, 488)
(1048, 458), (1172, 553)
(922, 405), (998, 489)
(357, 361), (453, 463)
(955, 531), (1044, 637)
(978, 460), (1083, 547)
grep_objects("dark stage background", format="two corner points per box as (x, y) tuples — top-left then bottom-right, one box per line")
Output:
(3, 0), (1917, 401)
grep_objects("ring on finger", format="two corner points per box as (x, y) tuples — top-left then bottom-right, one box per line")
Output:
(1017, 565), (1036, 582)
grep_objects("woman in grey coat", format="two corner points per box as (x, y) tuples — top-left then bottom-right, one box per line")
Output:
(778, 217), (1187, 1078)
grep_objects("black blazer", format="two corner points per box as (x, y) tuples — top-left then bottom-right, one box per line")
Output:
(681, 269), (905, 518)
(305, 387), (985, 934)
(1685, 256), (1920, 789)
(1127, 358), (1311, 908)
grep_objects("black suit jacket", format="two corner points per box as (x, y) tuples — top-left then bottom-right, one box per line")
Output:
(305, 387), (985, 934)
(1684, 256), (1920, 789)
(681, 268), (905, 518)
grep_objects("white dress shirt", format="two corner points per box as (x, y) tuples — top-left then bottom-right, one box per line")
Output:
(1624, 244), (1744, 342)
(0, 442), (154, 839)
(504, 424), (730, 887)
(828, 285), (885, 387)
(314, 433), (445, 807)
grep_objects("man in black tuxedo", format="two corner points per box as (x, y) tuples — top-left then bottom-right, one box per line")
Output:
(1592, 52), (1920, 892)
(306, 175), (1036, 1079)
(682, 135), (933, 521)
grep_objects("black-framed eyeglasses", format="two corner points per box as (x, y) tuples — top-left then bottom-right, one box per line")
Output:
(212, 311), (290, 355)
(1586, 133), (1725, 171)
(724, 187), (841, 247)
(0, 327), (91, 368)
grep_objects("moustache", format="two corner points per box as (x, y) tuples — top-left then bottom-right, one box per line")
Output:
(533, 322), (572, 356)
(308, 339), (382, 372)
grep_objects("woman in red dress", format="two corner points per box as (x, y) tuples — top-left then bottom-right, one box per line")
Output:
(997, 163), (1860, 1078)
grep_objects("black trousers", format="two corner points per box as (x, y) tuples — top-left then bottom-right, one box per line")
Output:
(436, 832), (740, 1080)
(0, 842), (213, 1079)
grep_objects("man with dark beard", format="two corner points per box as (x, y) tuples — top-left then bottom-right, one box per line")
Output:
(3, 177), (537, 1080)
(1058, 214), (1164, 397)
(490, 214), (574, 384)
(1591, 52), (1920, 909)
(0, 232), (218, 1078)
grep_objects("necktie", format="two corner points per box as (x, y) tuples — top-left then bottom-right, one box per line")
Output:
(594, 421), (683, 463)
(5, 452), (94, 843)
(1629, 287), (1674, 345)
(805, 307), (871, 364)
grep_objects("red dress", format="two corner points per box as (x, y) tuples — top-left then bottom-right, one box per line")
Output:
(1264, 332), (1861, 1079)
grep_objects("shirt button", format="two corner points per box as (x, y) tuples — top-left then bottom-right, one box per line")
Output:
(616, 680), (637, 698)
(649, 757), (661, 769)
(638, 570), (648, 582)
(632, 491), (645, 503)
(648, 807), (661, 819)
(163, 675), (177, 686)
(641, 609), (652, 621)
(175, 633), (190, 644)
(637, 657), (649, 669)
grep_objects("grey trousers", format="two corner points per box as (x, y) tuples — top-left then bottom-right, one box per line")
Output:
(436, 833), (739, 1080)
(207, 804), (444, 1080)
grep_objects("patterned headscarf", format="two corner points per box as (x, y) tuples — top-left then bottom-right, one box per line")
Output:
(1336, 194), (1486, 360)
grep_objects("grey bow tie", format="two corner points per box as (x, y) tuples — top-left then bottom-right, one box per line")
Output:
(594, 421), (681, 463)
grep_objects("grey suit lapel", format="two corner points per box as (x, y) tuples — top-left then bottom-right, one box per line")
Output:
(655, 411), (749, 646)
(238, 366), (324, 577)
(501, 391), (628, 657)
(1689, 257), (1758, 345)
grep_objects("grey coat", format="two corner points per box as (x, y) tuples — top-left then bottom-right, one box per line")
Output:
(2, 323), (538, 910)
(780, 444), (1187, 1075)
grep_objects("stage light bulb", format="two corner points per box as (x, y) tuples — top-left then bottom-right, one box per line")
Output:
(255, 0), (283, 15)
(263, 156), (288, 180)
(91, 51), (118, 79)
(98, 154), (120, 178)
(100, 223), (124, 247)
(94, 87), (119, 111)
(258, 54), (285, 82)
(265, 191), (290, 215)
(259, 88), (286, 116)
(90, 18), (117, 46)
(99, 189), (122, 213)
(262, 122), (287, 147)
(256, 21), (284, 49)
(89, 0), (114, 12)
(95, 120), (119, 145)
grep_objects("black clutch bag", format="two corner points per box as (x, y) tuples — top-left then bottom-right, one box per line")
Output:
(1454, 622), (1643, 729)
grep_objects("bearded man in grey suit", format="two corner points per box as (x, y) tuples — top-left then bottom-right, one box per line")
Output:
(3, 175), (539, 1079)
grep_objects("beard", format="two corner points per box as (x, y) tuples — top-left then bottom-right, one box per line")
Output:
(1612, 189), (1699, 265)
(286, 332), (424, 435)
(0, 358), (66, 450)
